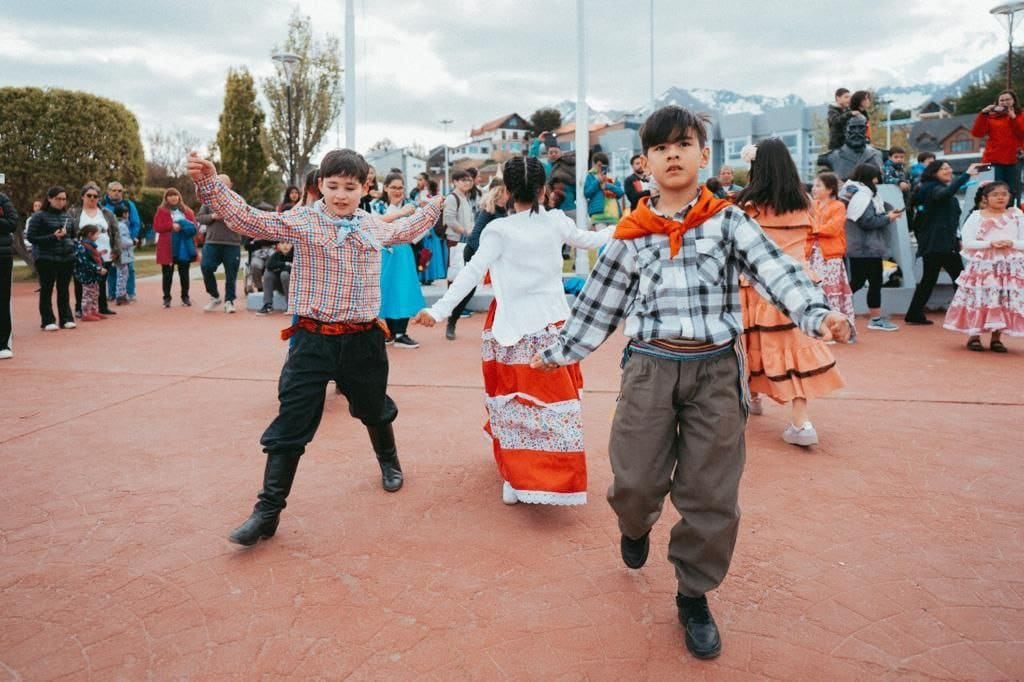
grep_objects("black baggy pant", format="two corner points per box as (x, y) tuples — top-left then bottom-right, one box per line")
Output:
(906, 252), (963, 321)
(260, 326), (398, 456)
(36, 259), (74, 327)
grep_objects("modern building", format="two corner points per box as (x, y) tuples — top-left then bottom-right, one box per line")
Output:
(710, 104), (828, 181)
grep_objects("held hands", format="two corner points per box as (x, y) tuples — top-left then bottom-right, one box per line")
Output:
(412, 310), (437, 327)
(186, 151), (217, 182)
(529, 353), (559, 371)
(819, 312), (851, 343)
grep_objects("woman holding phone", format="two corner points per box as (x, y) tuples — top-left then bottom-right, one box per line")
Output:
(971, 90), (1024, 205)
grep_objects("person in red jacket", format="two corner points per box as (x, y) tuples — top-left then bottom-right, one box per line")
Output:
(971, 90), (1024, 205)
(152, 188), (197, 307)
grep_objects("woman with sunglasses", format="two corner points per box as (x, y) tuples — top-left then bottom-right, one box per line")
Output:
(26, 187), (77, 330)
(67, 182), (120, 317)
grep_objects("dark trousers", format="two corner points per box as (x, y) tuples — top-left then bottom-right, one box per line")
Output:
(448, 289), (476, 328)
(161, 262), (191, 301)
(906, 252), (963, 320)
(1, 256), (12, 349)
(848, 257), (884, 310)
(260, 327), (397, 456)
(36, 259), (74, 327)
(993, 163), (1021, 206)
(201, 243), (241, 301)
(385, 318), (408, 336)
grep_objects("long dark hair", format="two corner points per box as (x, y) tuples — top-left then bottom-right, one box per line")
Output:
(997, 89), (1021, 113)
(734, 138), (810, 213)
(849, 164), (883, 195)
(43, 186), (67, 211)
(503, 156), (546, 215)
(919, 159), (951, 185)
(850, 90), (871, 113)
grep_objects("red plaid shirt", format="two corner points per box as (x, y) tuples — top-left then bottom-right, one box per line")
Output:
(195, 175), (440, 323)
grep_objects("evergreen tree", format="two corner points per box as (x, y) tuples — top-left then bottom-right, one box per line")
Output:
(216, 68), (273, 200)
(947, 50), (1024, 115)
(530, 108), (563, 136)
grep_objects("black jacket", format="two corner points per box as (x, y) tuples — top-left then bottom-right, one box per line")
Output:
(0, 193), (17, 258)
(26, 208), (77, 262)
(267, 249), (293, 274)
(463, 207), (507, 263)
(827, 105), (850, 150)
(914, 174), (971, 256)
(623, 172), (651, 210)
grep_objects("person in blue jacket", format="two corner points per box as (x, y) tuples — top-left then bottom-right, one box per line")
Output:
(584, 152), (624, 224)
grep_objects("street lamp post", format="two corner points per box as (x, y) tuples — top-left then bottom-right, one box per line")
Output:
(440, 118), (453, 194)
(877, 98), (893, 150)
(273, 52), (301, 186)
(991, 2), (1024, 89)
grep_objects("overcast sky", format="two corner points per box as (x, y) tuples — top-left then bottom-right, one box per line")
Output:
(0, 0), (1007, 161)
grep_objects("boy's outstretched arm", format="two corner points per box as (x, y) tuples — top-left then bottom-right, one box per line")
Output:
(730, 211), (848, 341)
(187, 152), (294, 243)
(370, 196), (444, 246)
(531, 239), (635, 369)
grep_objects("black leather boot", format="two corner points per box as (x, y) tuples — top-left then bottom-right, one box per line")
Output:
(229, 452), (301, 546)
(676, 593), (722, 659)
(367, 423), (403, 492)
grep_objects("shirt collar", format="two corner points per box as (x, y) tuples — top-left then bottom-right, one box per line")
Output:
(649, 193), (700, 222)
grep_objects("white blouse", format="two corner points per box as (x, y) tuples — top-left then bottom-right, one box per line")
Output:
(428, 208), (610, 346)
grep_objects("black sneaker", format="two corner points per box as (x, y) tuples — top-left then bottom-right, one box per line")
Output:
(620, 531), (650, 569)
(256, 304), (274, 316)
(163, 298), (171, 309)
(676, 594), (721, 659)
(181, 297), (192, 307)
(392, 334), (420, 349)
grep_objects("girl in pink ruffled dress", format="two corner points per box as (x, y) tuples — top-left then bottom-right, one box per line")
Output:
(943, 181), (1024, 352)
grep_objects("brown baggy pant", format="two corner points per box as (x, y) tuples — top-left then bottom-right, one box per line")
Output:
(607, 345), (748, 597)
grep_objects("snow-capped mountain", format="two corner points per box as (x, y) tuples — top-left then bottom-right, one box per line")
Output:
(548, 55), (1006, 124)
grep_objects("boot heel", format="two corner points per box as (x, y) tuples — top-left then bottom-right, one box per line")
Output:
(229, 513), (279, 546)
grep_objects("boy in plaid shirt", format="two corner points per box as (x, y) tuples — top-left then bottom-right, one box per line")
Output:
(531, 107), (850, 659)
(187, 150), (443, 546)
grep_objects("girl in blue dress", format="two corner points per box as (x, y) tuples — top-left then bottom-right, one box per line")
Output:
(373, 172), (426, 348)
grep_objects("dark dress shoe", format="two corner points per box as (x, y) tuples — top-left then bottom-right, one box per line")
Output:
(904, 316), (933, 325)
(99, 309), (117, 315)
(676, 594), (721, 659)
(620, 531), (650, 569)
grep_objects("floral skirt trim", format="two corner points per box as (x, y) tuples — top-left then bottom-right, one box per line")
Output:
(481, 302), (587, 505)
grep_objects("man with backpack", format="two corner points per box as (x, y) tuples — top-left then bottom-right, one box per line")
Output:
(442, 170), (476, 339)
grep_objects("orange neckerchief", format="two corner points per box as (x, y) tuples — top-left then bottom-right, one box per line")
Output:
(613, 187), (732, 257)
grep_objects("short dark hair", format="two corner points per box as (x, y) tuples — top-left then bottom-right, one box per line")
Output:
(639, 105), (709, 152)
(592, 152), (609, 166)
(917, 151), (936, 163)
(79, 224), (100, 239)
(451, 169), (470, 182)
(382, 172), (404, 188)
(835, 88), (850, 99)
(113, 205), (128, 219)
(816, 172), (840, 198)
(705, 177), (723, 193)
(889, 146), (906, 156)
(849, 163), (883, 194)
(466, 167), (479, 178)
(319, 149), (369, 183)
(630, 153), (643, 164)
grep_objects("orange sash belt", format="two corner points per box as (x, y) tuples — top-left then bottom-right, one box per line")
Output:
(281, 316), (387, 340)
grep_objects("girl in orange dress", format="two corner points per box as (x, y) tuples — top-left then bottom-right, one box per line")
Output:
(735, 139), (845, 447)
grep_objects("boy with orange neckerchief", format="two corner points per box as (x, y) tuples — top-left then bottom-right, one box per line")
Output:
(531, 106), (850, 659)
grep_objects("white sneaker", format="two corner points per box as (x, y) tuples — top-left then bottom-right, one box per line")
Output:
(783, 421), (819, 447)
(502, 481), (518, 505)
(43, 323), (59, 331)
(224, 301), (236, 314)
(62, 322), (77, 330)
(0, 349), (12, 359)
(204, 298), (222, 312)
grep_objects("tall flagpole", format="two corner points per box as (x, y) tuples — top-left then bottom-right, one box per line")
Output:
(574, 0), (590, 275)
(344, 0), (356, 149)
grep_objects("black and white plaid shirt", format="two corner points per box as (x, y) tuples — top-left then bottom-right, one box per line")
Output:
(540, 202), (831, 365)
